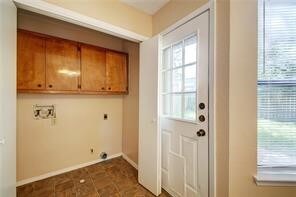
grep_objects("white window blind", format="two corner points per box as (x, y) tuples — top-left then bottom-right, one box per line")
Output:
(258, 0), (296, 167)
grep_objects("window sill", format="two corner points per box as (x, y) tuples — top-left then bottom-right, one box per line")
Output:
(254, 169), (296, 186)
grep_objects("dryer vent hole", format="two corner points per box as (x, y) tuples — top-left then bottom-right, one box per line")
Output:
(100, 152), (108, 159)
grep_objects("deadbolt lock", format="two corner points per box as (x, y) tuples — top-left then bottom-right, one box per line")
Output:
(199, 115), (205, 122)
(199, 103), (205, 110)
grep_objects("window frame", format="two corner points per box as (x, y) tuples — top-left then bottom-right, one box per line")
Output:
(255, 0), (296, 186)
(161, 33), (198, 123)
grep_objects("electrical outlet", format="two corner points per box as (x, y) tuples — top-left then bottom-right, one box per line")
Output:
(104, 114), (108, 120)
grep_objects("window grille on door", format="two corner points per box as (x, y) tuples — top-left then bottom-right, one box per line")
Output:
(161, 34), (198, 121)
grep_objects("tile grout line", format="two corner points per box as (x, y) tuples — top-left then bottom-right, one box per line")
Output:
(53, 181), (55, 197)
(108, 169), (121, 196)
(71, 172), (78, 197)
(87, 165), (101, 197)
(104, 159), (121, 196)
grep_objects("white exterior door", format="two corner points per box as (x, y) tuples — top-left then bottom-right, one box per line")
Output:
(160, 11), (209, 197)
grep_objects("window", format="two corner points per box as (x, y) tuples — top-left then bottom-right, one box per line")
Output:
(258, 0), (296, 170)
(161, 34), (198, 121)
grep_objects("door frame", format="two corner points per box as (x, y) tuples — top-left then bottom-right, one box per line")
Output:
(158, 2), (215, 197)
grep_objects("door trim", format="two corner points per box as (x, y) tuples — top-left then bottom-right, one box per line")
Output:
(158, 2), (215, 197)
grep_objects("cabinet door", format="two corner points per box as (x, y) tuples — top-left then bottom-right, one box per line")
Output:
(106, 51), (128, 92)
(46, 38), (80, 91)
(17, 31), (46, 90)
(81, 44), (106, 92)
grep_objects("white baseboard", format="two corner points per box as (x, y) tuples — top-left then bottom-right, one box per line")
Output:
(17, 152), (122, 187)
(122, 153), (138, 170)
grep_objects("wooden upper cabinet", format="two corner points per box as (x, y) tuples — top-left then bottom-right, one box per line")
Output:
(106, 51), (128, 93)
(17, 30), (129, 94)
(17, 31), (46, 90)
(45, 38), (80, 91)
(80, 44), (106, 92)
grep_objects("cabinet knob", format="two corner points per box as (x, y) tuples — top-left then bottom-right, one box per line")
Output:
(37, 84), (42, 88)
(48, 84), (53, 88)
(108, 87), (111, 90)
(101, 87), (105, 90)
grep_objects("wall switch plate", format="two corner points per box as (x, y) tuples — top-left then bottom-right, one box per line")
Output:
(104, 114), (108, 120)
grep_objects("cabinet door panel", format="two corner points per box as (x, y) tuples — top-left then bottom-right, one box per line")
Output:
(106, 51), (128, 92)
(46, 38), (80, 91)
(17, 31), (45, 90)
(81, 45), (106, 92)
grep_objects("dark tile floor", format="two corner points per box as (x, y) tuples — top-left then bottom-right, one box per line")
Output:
(17, 156), (171, 197)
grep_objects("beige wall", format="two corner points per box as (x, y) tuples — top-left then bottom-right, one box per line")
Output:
(44, 0), (209, 37)
(17, 10), (139, 181)
(214, 1), (229, 197)
(45, 0), (152, 37)
(0, 0), (17, 196)
(152, 0), (208, 35)
(122, 41), (139, 164)
(17, 95), (123, 181)
(228, 1), (296, 197)
(18, 9), (124, 51)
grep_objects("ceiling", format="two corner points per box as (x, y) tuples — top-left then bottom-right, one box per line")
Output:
(121, 0), (170, 15)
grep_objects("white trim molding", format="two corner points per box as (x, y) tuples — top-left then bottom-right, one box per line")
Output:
(254, 171), (296, 186)
(17, 153), (122, 187)
(122, 153), (138, 170)
(208, 1), (215, 197)
(13, 0), (149, 42)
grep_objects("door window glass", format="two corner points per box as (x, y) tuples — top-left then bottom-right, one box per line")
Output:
(161, 34), (198, 121)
